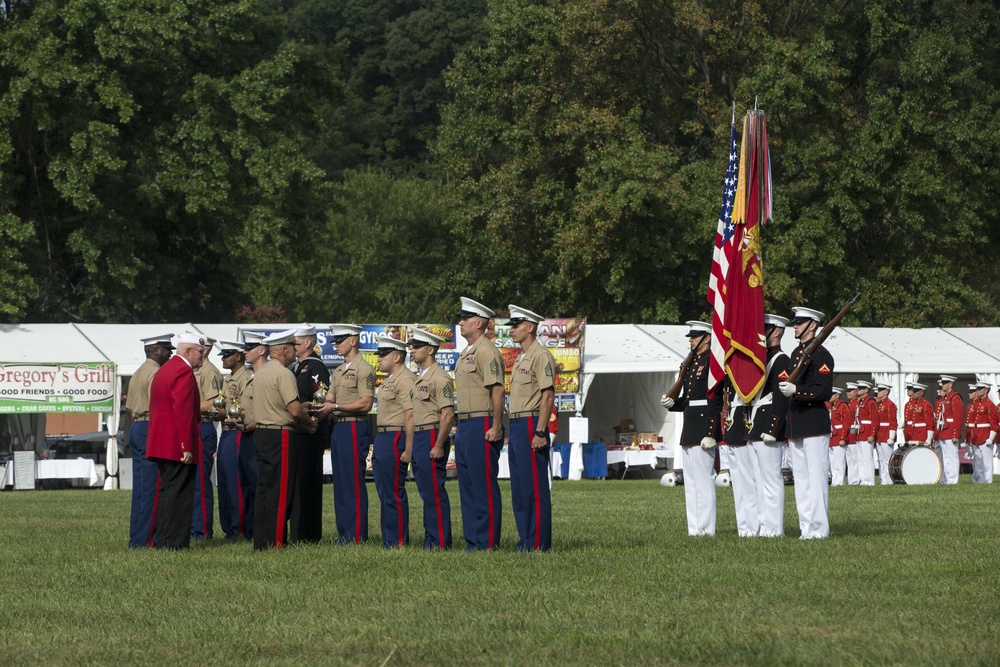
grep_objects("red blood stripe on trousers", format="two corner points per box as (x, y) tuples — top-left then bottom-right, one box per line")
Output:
(276, 430), (289, 549)
(484, 418), (495, 549)
(528, 416), (541, 550)
(430, 428), (444, 549)
(352, 421), (361, 543)
(393, 431), (404, 545)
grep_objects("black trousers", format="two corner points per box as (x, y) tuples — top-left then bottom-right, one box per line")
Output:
(254, 428), (297, 550)
(290, 428), (327, 543)
(152, 458), (196, 550)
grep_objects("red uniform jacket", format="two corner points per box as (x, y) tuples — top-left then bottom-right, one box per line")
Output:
(876, 398), (898, 442)
(903, 397), (934, 443)
(146, 355), (200, 462)
(855, 396), (878, 442)
(965, 397), (998, 445)
(847, 397), (859, 444)
(934, 391), (964, 441)
(830, 400), (851, 446)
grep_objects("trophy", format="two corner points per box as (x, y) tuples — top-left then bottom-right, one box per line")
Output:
(212, 394), (226, 410)
(311, 381), (329, 413)
(227, 393), (242, 420)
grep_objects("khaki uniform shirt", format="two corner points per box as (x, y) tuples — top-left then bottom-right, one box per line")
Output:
(195, 360), (223, 408)
(125, 358), (160, 419)
(412, 363), (455, 426)
(223, 365), (251, 424)
(240, 375), (255, 426)
(376, 368), (416, 428)
(455, 335), (504, 414)
(509, 340), (556, 415)
(330, 355), (376, 413)
(252, 359), (299, 427)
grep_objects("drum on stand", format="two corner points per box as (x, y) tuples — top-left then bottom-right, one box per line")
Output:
(888, 445), (941, 484)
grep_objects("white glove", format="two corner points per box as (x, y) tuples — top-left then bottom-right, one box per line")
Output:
(761, 433), (776, 444)
(987, 431), (996, 446)
(660, 394), (674, 409)
(924, 436), (933, 446)
(700, 437), (717, 450)
(887, 432), (895, 445)
(778, 381), (796, 397)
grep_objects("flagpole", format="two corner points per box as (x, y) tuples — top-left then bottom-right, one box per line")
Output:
(731, 101), (735, 125)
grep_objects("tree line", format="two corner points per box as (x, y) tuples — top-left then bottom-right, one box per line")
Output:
(1, 0), (998, 327)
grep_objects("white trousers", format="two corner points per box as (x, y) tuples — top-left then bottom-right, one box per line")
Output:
(971, 444), (994, 484)
(846, 443), (860, 485)
(876, 442), (894, 484)
(935, 439), (959, 484)
(681, 446), (716, 536)
(788, 435), (831, 539)
(749, 440), (785, 537)
(729, 445), (759, 537)
(829, 446), (847, 486)
(718, 443), (735, 471)
(857, 441), (875, 486)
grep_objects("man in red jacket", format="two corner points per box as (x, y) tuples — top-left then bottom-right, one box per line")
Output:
(829, 387), (850, 486)
(874, 383), (898, 485)
(147, 333), (205, 550)
(854, 380), (878, 486)
(934, 374), (964, 484)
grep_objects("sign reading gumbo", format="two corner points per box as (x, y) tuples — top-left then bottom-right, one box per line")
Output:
(0, 362), (116, 413)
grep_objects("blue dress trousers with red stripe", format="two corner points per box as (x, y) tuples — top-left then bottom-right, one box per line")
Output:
(216, 428), (241, 539)
(237, 431), (257, 539)
(128, 420), (159, 548)
(455, 416), (503, 550)
(330, 420), (371, 545)
(372, 429), (410, 548)
(508, 416), (551, 552)
(410, 428), (452, 549)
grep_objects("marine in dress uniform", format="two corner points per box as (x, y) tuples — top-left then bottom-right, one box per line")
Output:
(236, 332), (268, 539)
(453, 297), (506, 551)
(252, 330), (317, 550)
(289, 324), (331, 543)
(843, 383), (860, 485)
(854, 380), (878, 486)
(662, 321), (723, 537)
(191, 341), (223, 539)
(934, 375), (964, 484)
(312, 324), (375, 545)
(146, 333), (204, 550)
(372, 335), (416, 548)
(903, 383), (934, 446)
(874, 383), (898, 485)
(215, 341), (251, 539)
(721, 377), (756, 537)
(408, 328), (455, 549)
(965, 382), (996, 484)
(778, 307), (834, 540)
(829, 387), (850, 486)
(126, 334), (174, 548)
(507, 305), (558, 551)
(746, 314), (791, 537)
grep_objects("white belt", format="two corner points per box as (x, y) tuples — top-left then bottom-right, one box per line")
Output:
(879, 422), (890, 426)
(689, 399), (708, 407)
(860, 420), (872, 424)
(975, 423), (990, 428)
(914, 422), (926, 427)
(749, 392), (773, 424)
(946, 418), (954, 422)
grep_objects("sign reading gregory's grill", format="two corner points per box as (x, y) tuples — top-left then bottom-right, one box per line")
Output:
(0, 362), (116, 413)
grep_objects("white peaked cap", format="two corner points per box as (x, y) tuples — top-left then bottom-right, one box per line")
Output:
(329, 324), (363, 337)
(791, 307), (824, 323)
(375, 335), (407, 351)
(508, 304), (544, 325)
(456, 297), (495, 319)
(685, 321), (711, 337)
(141, 334), (175, 349)
(175, 332), (206, 346)
(409, 328), (446, 346)
(295, 323), (316, 336)
(263, 329), (297, 345)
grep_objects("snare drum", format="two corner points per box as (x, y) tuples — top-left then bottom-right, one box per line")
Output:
(888, 445), (942, 484)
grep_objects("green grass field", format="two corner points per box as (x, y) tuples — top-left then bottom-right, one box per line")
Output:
(1, 477), (998, 666)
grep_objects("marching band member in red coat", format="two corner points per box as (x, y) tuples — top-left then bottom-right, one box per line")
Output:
(829, 387), (851, 486)
(844, 383), (860, 485)
(934, 375), (964, 484)
(903, 383), (934, 445)
(854, 381), (878, 486)
(965, 382), (997, 484)
(875, 383), (898, 485)
(146, 332), (204, 550)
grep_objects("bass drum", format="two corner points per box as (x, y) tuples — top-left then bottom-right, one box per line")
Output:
(888, 445), (942, 484)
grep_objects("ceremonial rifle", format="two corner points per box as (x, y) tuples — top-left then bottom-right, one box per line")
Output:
(664, 347), (700, 401)
(787, 293), (861, 384)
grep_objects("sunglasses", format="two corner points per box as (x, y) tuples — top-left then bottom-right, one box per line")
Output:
(376, 348), (397, 357)
(409, 341), (430, 349)
(220, 351), (240, 358)
(331, 335), (351, 345)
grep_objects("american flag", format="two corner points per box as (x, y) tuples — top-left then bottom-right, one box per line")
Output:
(707, 121), (739, 395)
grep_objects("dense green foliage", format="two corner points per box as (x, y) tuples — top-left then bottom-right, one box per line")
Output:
(1, 0), (998, 324)
(1, 481), (999, 664)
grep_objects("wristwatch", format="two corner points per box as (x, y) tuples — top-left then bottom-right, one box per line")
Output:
(534, 429), (547, 438)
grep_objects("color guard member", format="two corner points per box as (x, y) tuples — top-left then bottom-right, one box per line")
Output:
(215, 340), (251, 539)
(147, 332), (204, 550)
(126, 334), (174, 548)
(965, 382), (996, 484)
(747, 314), (790, 537)
(507, 305), (558, 551)
(290, 323), (331, 543)
(408, 328), (455, 549)
(312, 324), (375, 545)
(372, 335), (416, 548)
(829, 387), (850, 486)
(252, 330), (316, 550)
(874, 383), (898, 485)
(854, 380), (878, 486)
(722, 377), (755, 537)
(454, 297), (506, 551)
(844, 382), (860, 484)
(903, 382), (934, 446)
(934, 375), (964, 484)
(662, 321), (723, 537)
(191, 338), (223, 540)
(779, 307), (834, 540)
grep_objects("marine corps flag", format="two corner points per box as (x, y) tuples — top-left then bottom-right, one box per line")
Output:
(722, 109), (771, 402)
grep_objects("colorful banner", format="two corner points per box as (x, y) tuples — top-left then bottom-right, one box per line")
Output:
(0, 362), (116, 413)
(490, 318), (585, 411)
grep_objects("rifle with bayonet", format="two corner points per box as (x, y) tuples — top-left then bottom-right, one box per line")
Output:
(786, 293), (861, 384)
